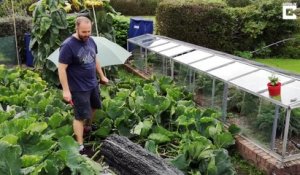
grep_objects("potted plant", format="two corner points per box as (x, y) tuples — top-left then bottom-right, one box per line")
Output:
(267, 74), (281, 96)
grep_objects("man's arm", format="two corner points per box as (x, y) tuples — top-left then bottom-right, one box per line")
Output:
(96, 58), (109, 84)
(58, 63), (72, 102)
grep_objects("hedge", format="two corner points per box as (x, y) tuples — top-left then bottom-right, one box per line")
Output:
(110, 0), (159, 16)
(0, 16), (33, 63)
(156, 0), (300, 57)
(156, 0), (234, 52)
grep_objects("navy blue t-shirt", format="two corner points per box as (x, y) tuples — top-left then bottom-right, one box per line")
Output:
(59, 36), (98, 92)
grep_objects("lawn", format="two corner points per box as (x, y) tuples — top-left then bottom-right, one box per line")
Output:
(114, 15), (155, 23)
(254, 58), (300, 74)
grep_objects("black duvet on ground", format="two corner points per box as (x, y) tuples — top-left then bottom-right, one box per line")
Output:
(101, 134), (184, 175)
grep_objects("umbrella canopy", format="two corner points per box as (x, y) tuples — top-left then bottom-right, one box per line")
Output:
(46, 36), (131, 67)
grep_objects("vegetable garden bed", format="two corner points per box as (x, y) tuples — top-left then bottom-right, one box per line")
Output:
(0, 64), (268, 175)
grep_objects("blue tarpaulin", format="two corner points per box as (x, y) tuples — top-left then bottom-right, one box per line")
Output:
(128, 17), (153, 51)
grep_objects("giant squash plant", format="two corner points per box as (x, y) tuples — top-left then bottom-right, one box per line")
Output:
(30, 0), (68, 68)
(30, 0), (117, 84)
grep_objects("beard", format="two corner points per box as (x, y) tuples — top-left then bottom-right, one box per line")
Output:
(78, 34), (89, 42)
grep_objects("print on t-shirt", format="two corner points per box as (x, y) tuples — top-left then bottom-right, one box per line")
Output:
(77, 45), (96, 64)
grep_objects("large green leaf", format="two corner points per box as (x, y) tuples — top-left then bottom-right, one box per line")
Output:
(51, 9), (67, 29)
(0, 134), (18, 145)
(21, 155), (43, 168)
(143, 84), (158, 96)
(114, 89), (131, 101)
(205, 122), (222, 138)
(143, 94), (171, 117)
(94, 118), (113, 138)
(52, 125), (73, 139)
(39, 16), (52, 37)
(48, 112), (63, 129)
(153, 126), (176, 138)
(22, 139), (56, 156)
(0, 142), (22, 175)
(207, 157), (217, 175)
(214, 149), (236, 175)
(176, 115), (195, 127)
(58, 136), (78, 154)
(103, 99), (131, 120)
(184, 141), (214, 161)
(213, 132), (235, 149)
(198, 117), (217, 135)
(128, 96), (144, 113)
(115, 119), (132, 137)
(0, 117), (36, 138)
(166, 87), (184, 101)
(58, 136), (104, 175)
(132, 119), (153, 137)
(157, 76), (174, 93)
(26, 122), (48, 134)
(42, 160), (59, 175)
(171, 154), (190, 171)
(148, 133), (170, 144)
(144, 140), (157, 154)
(25, 159), (59, 175)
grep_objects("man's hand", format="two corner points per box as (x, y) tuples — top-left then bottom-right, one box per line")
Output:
(100, 76), (109, 85)
(63, 90), (72, 103)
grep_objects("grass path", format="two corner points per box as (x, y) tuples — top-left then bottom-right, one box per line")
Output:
(253, 58), (300, 74)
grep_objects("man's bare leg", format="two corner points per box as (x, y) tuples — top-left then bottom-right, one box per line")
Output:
(73, 119), (84, 145)
(87, 108), (97, 126)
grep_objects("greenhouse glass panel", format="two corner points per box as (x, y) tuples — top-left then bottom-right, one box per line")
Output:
(159, 45), (194, 57)
(190, 55), (233, 71)
(0, 36), (17, 64)
(173, 50), (213, 64)
(193, 72), (224, 108)
(209, 62), (258, 81)
(230, 70), (293, 93)
(128, 34), (157, 45)
(130, 47), (146, 71)
(227, 92), (282, 152)
(146, 39), (169, 48)
(150, 42), (179, 52)
(146, 52), (171, 77)
(172, 62), (194, 91)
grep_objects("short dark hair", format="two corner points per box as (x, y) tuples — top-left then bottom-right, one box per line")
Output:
(76, 16), (92, 28)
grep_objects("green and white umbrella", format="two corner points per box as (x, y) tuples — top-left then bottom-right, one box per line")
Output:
(47, 36), (131, 67)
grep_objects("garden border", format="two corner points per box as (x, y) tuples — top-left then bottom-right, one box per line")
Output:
(236, 135), (300, 174)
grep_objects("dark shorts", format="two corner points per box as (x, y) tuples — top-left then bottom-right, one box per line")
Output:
(71, 86), (101, 120)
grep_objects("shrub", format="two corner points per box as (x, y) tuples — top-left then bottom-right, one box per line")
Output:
(0, 0), (36, 17)
(113, 16), (130, 48)
(275, 37), (300, 59)
(110, 0), (159, 16)
(0, 16), (32, 63)
(157, 0), (234, 53)
(226, 0), (252, 7)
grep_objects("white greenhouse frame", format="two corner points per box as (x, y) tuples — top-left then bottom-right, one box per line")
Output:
(127, 34), (300, 163)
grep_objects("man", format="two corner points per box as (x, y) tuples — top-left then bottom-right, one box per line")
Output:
(58, 16), (108, 153)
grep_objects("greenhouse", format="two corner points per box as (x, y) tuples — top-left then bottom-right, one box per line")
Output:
(127, 34), (300, 163)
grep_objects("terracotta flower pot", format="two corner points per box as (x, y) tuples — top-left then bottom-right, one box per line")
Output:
(267, 82), (281, 96)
